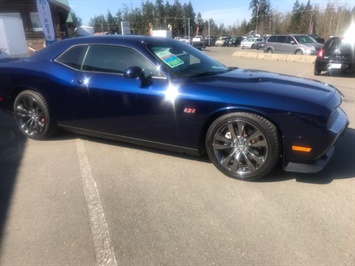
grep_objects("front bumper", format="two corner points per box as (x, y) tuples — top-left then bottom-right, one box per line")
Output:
(284, 146), (334, 173)
(283, 107), (348, 174)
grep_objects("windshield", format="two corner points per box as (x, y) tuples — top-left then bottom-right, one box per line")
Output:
(146, 40), (228, 78)
(294, 35), (317, 44)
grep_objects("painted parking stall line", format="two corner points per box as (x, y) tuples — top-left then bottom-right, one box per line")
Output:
(75, 139), (117, 266)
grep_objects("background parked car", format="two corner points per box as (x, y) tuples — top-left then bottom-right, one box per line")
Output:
(182, 36), (191, 44)
(174, 36), (190, 44)
(253, 38), (265, 49)
(192, 35), (206, 50)
(241, 37), (257, 49)
(174, 36), (185, 42)
(215, 36), (230, 47)
(205, 35), (216, 46)
(309, 34), (325, 44)
(263, 34), (323, 55)
(314, 36), (355, 76)
(227, 36), (244, 47)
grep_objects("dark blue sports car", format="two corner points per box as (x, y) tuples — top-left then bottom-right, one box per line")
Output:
(0, 35), (349, 180)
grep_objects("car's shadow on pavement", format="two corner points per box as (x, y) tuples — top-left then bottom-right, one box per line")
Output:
(54, 127), (355, 185)
(0, 111), (27, 247)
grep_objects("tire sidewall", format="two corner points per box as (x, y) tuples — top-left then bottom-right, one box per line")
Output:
(14, 90), (53, 140)
(206, 112), (280, 180)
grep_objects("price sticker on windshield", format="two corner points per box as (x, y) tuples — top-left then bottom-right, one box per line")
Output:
(155, 50), (184, 68)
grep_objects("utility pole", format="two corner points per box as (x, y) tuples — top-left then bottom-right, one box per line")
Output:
(188, 17), (190, 39)
(256, 3), (259, 34)
(208, 19), (211, 45)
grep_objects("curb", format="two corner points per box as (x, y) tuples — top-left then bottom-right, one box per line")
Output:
(232, 51), (316, 64)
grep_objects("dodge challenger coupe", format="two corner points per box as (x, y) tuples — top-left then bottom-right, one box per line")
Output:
(0, 35), (349, 180)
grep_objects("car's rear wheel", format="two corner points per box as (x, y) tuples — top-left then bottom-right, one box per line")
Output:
(266, 48), (273, 53)
(314, 68), (321, 75)
(14, 90), (57, 140)
(206, 112), (280, 181)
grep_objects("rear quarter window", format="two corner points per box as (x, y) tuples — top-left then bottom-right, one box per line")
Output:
(55, 45), (88, 70)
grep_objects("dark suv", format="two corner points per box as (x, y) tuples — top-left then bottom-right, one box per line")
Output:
(314, 37), (355, 75)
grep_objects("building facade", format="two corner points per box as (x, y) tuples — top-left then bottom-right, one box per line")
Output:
(0, 0), (72, 51)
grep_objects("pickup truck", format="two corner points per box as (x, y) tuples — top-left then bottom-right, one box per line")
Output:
(191, 35), (206, 50)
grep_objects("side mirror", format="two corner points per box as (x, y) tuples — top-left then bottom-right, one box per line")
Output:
(290, 40), (295, 45)
(124, 66), (152, 88)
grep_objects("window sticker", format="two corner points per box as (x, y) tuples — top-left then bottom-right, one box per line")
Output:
(155, 50), (184, 68)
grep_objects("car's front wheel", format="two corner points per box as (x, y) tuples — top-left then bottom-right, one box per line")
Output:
(14, 90), (57, 140)
(206, 112), (280, 181)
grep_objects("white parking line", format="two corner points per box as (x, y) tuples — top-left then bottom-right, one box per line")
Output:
(75, 139), (117, 266)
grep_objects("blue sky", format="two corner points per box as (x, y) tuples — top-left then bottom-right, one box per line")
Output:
(68, 0), (354, 26)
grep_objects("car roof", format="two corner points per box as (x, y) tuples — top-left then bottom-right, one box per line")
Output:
(269, 34), (308, 36)
(29, 35), (177, 61)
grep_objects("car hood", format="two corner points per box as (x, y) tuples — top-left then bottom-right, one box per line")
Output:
(308, 42), (324, 50)
(193, 68), (337, 106)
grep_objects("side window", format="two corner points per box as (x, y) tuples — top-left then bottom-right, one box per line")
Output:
(277, 36), (286, 43)
(268, 36), (277, 42)
(82, 45), (161, 76)
(285, 36), (294, 44)
(55, 45), (88, 70)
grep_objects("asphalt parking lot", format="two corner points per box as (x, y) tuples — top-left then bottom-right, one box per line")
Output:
(0, 47), (354, 265)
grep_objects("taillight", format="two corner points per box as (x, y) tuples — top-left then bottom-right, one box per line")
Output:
(317, 49), (324, 58)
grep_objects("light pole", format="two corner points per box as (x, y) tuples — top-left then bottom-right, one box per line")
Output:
(256, 3), (259, 34)
(208, 18), (211, 45)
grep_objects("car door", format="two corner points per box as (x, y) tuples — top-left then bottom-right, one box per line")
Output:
(276, 35), (287, 53)
(71, 44), (177, 145)
(282, 36), (295, 54)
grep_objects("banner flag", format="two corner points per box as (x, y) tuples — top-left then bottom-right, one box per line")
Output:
(308, 20), (313, 35)
(36, 0), (56, 45)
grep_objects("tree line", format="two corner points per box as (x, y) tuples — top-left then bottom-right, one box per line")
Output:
(73, 0), (354, 40)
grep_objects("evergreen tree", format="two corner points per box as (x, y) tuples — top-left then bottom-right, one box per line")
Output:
(183, 2), (196, 37)
(289, 0), (305, 32)
(249, 0), (272, 35)
(89, 14), (107, 32)
(106, 11), (117, 33)
(155, 0), (165, 29)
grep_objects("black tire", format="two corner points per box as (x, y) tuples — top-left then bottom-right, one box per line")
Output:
(314, 68), (321, 75)
(206, 112), (280, 181)
(14, 90), (57, 140)
(295, 50), (303, 55)
(267, 48), (273, 53)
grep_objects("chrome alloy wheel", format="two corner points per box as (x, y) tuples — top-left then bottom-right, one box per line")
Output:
(15, 95), (46, 136)
(211, 119), (269, 176)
